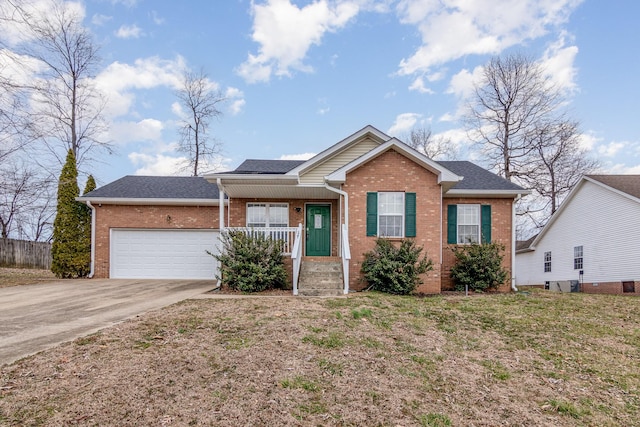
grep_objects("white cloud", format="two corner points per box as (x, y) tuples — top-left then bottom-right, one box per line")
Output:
(279, 153), (316, 161)
(395, 0), (583, 77)
(128, 152), (189, 175)
(446, 66), (483, 99)
(408, 76), (434, 94)
(95, 56), (186, 117)
(0, 0), (86, 46)
(115, 24), (144, 39)
(541, 31), (579, 93)
(150, 10), (164, 25)
(108, 118), (164, 144)
(237, 0), (361, 83)
(224, 87), (245, 115)
(388, 113), (422, 136)
(597, 141), (626, 158)
(91, 13), (112, 26)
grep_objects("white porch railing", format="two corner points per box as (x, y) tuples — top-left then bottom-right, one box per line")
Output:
(341, 223), (351, 294)
(227, 226), (298, 255)
(291, 223), (303, 296)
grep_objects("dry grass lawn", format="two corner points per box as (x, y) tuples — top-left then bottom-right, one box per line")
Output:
(1, 290), (639, 426)
(0, 268), (55, 288)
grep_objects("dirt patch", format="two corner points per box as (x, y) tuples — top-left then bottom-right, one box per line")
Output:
(1, 292), (638, 426)
(0, 268), (55, 288)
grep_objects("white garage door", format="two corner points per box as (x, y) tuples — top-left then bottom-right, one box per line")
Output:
(110, 229), (219, 279)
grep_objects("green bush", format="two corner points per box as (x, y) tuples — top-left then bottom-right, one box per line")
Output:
(51, 150), (87, 278)
(449, 242), (508, 292)
(212, 230), (287, 292)
(361, 238), (433, 295)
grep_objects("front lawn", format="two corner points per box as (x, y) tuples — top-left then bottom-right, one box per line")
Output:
(1, 291), (638, 426)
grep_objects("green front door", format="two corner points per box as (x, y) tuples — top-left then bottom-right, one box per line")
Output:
(306, 205), (331, 256)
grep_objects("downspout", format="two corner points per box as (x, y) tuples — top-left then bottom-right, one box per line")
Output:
(86, 201), (96, 278)
(323, 182), (348, 232)
(511, 193), (522, 292)
(216, 178), (225, 230)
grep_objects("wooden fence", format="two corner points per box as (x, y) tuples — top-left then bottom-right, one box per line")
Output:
(0, 238), (52, 269)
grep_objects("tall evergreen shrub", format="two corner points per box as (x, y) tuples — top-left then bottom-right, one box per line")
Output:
(51, 150), (85, 278)
(77, 175), (96, 276)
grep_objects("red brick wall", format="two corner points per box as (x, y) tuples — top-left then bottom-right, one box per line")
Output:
(580, 281), (640, 295)
(344, 149), (442, 293)
(92, 204), (218, 278)
(441, 198), (514, 292)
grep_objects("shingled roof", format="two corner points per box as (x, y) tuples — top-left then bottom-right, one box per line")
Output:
(230, 159), (306, 174)
(586, 175), (640, 199)
(437, 161), (526, 191)
(81, 176), (220, 200)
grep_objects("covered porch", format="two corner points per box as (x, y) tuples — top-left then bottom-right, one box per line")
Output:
(210, 175), (351, 295)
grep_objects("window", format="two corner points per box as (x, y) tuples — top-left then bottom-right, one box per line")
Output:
(457, 205), (480, 244)
(447, 204), (491, 244)
(366, 192), (416, 238)
(378, 192), (404, 237)
(246, 203), (288, 228)
(544, 251), (552, 272)
(574, 246), (583, 270)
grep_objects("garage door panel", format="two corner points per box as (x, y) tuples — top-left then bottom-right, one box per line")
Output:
(111, 229), (219, 279)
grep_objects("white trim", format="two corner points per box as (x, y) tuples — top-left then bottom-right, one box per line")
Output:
(324, 138), (462, 186)
(78, 197), (224, 206)
(246, 202), (290, 228)
(377, 192), (405, 238)
(444, 189), (531, 198)
(304, 203), (332, 256)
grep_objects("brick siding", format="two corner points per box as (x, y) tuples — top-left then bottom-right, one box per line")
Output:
(92, 204), (218, 278)
(344, 149), (443, 293)
(441, 198), (513, 292)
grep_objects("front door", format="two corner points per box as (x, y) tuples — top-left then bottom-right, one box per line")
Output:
(306, 204), (331, 256)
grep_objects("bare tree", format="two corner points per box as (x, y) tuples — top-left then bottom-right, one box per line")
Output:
(176, 69), (225, 176)
(6, 0), (110, 172)
(520, 119), (599, 226)
(0, 161), (49, 239)
(465, 53), (560, 182)
(405, 127), (458, 160)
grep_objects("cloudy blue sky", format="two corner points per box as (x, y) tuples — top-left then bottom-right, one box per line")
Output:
(4, 0), (640, 184)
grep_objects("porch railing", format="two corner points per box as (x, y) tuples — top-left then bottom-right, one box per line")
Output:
(291, 223), (303, 296)
(341, 223), (351, 294)
(227, 226), (299, 255)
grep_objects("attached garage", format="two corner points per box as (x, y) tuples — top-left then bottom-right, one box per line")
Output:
(110, 229), (219, 279)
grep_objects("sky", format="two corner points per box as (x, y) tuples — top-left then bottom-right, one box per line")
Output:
(3, 0), (640, 186)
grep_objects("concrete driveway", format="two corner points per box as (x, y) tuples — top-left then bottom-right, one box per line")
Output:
(0, 279), (216, 366)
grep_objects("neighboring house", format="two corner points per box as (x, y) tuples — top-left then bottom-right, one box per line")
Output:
(516, 175), (640, 295)
(79, 125), (528, 294)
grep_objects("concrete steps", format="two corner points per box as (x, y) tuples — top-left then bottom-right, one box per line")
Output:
(297, 257), (344, 297)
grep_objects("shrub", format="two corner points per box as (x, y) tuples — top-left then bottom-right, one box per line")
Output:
(361, 238), (433, 295)
(449, 242), (508, 292)
(212, 230), (287, 292)
(51, 150), (86, 278)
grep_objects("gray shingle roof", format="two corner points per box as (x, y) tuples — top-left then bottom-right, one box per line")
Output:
(587, 175), (640, 199)
(438, 161), (526, 191)
(230, 159), (306, 174)
(81, 176), (220, 199)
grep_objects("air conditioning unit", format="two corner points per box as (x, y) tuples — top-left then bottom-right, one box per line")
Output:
(548, 280), (580, 292)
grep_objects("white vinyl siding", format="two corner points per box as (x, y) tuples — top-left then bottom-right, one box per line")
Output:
(299, 137), (380, 184)
(515, 180), (640, 286)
